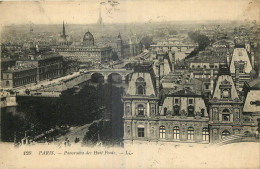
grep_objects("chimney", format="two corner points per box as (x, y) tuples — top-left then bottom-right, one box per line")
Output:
(226, 52), (230, 67)
(190, 71), (194, 79)
(251, 50), (255, 69)
(210, 69), (214, 95)
(234, 61), (240, 91)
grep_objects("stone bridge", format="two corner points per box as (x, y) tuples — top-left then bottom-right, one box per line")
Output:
(88, 69), (134, 82)
(151, 44), (198, 52)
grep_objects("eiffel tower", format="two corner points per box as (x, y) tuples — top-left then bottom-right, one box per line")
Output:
(98, 6), (103, 25)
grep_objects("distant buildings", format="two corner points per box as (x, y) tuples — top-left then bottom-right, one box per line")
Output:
(53, 23), (112, 65)
(116, 33), (143, 59)
(1, 53), (63, 88)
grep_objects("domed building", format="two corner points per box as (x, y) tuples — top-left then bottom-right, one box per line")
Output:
(53, 25), (112, 66)
(83, 31), (94, 47)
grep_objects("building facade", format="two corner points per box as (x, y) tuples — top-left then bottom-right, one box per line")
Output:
(53, 31), (112, 65)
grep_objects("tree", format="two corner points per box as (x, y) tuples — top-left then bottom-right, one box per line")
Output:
(140, 36), (153, 49)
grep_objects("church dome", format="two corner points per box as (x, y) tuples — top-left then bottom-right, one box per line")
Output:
(83, 31), (94, 40)
(83, 31), (94, 46)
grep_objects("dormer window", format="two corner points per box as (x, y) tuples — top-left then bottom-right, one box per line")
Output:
(138, 85), (144, 95)
(221, 89), (231, 98)
(135, 77), (146, 95)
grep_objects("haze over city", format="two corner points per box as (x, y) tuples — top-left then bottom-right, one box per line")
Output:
(0, 0), (259, 26)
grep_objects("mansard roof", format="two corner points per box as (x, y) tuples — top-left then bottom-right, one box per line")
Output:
(166, 89), (202, 97)
(230, 48), (252, 74)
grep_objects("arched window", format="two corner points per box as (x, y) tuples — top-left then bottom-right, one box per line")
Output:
(159, 126), (166, 139)
(202, 128), (209, 141)
(136, 77), (146, 95)
(137, 125), (145, 137)
(203, 65), (207, 69)
(164, 107), (167, 115)
(137, 104), (144, 116)
(173, 126), (180, 140)
(6, 81), (10, 87)
(222, 130), (230, 139)
(187, 127), (194, 140)
(222, 109), (230, 121)
(138, 85), (144, 95)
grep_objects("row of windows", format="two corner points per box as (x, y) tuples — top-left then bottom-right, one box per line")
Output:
(191, 65), (218, 69)
(12, 76), (37, 87)
(137, 126), (209, 141)
(173, 98), (194, 104)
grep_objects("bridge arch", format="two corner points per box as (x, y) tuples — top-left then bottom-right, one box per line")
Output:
(107, 73), (123, 84)
(90, 72), (105, 83)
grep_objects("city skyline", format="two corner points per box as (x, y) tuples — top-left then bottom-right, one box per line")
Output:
(0, 0), (259, 26)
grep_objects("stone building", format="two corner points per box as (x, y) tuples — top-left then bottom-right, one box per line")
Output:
(230, 48), (253, 90)
(208, 65), (244, 143)
(53, 31), (112, 65)
(123, 63), (209, 144)
(2, 65), (37, 88)
(2, 53), (63, 88)
(116, 33), (143, 59)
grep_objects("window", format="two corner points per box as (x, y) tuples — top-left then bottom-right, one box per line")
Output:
(187, 105), (195, 117)
(222, 130), (230, 139)
(138, 104), (144, 116)
(222, 89), (230, 98)
(173, 105), (180, 115)
(138, 126), (145, 137)
(137, 85), (144, 95)
(187, 127), (194, 140)
(203, 65), (207, 69)
(222, 109), (230, 121)
(222, 114), (230, 121)
(159, 126), (166, 139)
(239, 65), (244, 73)
(174, 98), (179, 104)
(164, 107), (167, 115)
(205, 84), (209, 90)
(6, 81), (10, 87)
(198, 65), (200, 68)
(192, 65), (195, 68)
(173, 126), (180, 140)
(189, 99), (193, 104)
(6, 74), (9, 78)
(202, 128), (209, 141)
(201, 109), (205, 117)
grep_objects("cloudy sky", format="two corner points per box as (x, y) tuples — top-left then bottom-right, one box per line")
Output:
(0, 0), (259, 25)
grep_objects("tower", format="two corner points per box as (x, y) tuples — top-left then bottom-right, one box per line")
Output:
(117, 32), (123, 59)
(123, 63), (159, 145)
(98, 6), (102, 25)
(61, 21), (67, 40)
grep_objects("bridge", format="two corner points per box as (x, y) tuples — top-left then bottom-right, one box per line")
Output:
(87, 69), (134, 82)
(151, 44), (198, 52)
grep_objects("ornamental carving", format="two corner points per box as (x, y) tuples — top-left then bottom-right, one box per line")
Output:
(220, 79), (231, 85)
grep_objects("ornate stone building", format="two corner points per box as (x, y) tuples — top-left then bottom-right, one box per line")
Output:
(123, 63), (209, 144)
(53, 30), (112, 65)
(209, 65), (244, 143)
(116, 33), (143, 59)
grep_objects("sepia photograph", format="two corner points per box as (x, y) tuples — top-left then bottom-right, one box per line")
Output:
(0, 0), (259, 168)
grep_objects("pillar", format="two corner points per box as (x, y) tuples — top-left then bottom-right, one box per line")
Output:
(104, 75), (108, 83)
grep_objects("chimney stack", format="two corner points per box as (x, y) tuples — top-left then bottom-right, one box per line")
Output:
(234, 61), (240, 91)
(210, 69), (214, 95)
(251, 50), (255, 69)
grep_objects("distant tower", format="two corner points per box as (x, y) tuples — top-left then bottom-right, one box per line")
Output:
(129, 37), (134, 57)
(98, 6), (103, 25)
(61, 21), (67, 40)
(117, 32), (123, 59)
